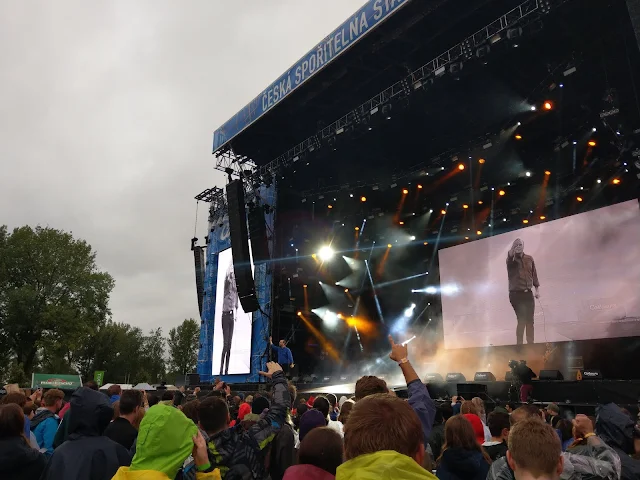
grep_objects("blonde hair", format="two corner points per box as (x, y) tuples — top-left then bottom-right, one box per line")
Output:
(509, 418), (561, 477)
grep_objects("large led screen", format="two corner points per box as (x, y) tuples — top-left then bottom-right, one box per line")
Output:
(439, 200), (640, 349)
(211, 247), (254, 375)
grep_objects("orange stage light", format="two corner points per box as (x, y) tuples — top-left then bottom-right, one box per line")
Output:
(478, 158), (486, 164)
(498, 190), (506, 196)
(476, 230), (482, 235)
(303, 284), (308, 288)
(360, 196), (367, 202)
(543, 101), (553, 110)
(515, 134), (523, 140)
(463, 204), (469, 209)
(423, 242), (428, 245)
(399, 221), (405, 225)
(328, 205), (333, 209)
(440, 209), (447, 215)
(478, 200), (483, 205)
(464, 236), (469, 240)
(588, 140), (596, 147)
(544, 170), (551, 175)
(387, 244), (392, 248)
(523, 219), (529, 224)
(458, 164), (465, 171)
(540, 216), (546, 220)
(612, 178), (621, 185)
(417, 184), (423, 189)
(577, 196), (583, 202)
(344, 289), (349, 293)
(355, 227), (360, 231)
(402, 189), (409, 195)
(297, 311), (302, 316)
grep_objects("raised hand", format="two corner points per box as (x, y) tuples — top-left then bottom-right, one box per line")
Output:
(388, 335), (408, 363)
(259, 361), (283, 378)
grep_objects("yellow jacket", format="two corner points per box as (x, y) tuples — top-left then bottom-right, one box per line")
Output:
(111, 466), (221, 480)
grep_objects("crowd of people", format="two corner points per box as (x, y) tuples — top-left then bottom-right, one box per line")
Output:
(1, 336), (639, 479)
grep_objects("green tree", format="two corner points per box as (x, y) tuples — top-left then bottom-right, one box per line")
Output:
(0, 226), (114, 376)
(139, 328), (166, 384)
(168, 318), (200, 375)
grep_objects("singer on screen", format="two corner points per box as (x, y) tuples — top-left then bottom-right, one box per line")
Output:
(506, 238), (541, 345)
(220, 262), (238, 375)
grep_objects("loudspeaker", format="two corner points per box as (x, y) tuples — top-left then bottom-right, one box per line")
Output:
(424, 373), (444, 383)
(226, 180), (259, 313)
(193, 246), (205, 315)
(187, 373), (200, 386)
(540, 370), (564, 380)
(446, 372), (466, 382)
(248, 204), (270, 264)
(580, 369), (603, 380)
(474, 372), (496, 382)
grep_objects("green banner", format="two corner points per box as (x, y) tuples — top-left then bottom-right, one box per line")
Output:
(93, 370), (105, 387)
(31, 373), (82, 389)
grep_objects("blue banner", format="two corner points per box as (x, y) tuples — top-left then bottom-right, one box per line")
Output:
(212, 0), (410, 152)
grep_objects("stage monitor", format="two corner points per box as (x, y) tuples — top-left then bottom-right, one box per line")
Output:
(439, 200), (640, 349)
(424, 373), (444, 383)
(446, 372), (466, 382)
(540, 370), (564, 380)
(580, 369), (603, 380)
(211, 247), (255, 376)
(474, 372), (496, 382)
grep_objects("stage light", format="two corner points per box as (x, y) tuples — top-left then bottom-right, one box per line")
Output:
(543, 101), (553, 110)
(349, 194), (354, 198)
(457, 164), (465, 171)
(387, 244), (392, 248)
(399, 221), (405, 225)
(515, 134), (522, 140)
(297, 311), (302, 316)
(540, 215), (546, 220)
(423, 242), (428, 245)
(318, 245), (335, 261)
(596, 179), (602, 184)
(588, 140), (596, 147)
(417, 184), (423, 189)
(402, 189), (409, 195)
(404, 304), (416, 317)
(476, 230), (482, 235)
(612, 178), (621, 185)
(592, 127), (597, 132)
(545, 170), (551, 175)
(576, 196), (583, 202)
(410, 236), (416, 241)
(464, 236), (469, 240)
(530, 105), (537, 111)
(344, 288), (349, 293)
(440, 209), (447, 215)
(360, 196), (367, 202)
(479, 158), (486, 164)
(463, 204), (469, 209)
(355, 226), (360, 231)
(328, 205), (333, 209)
(525, 171), (531, 177)
(523, 219), (529, 224)
(478, 200), (483, 205)
(498, 190), (506, 196)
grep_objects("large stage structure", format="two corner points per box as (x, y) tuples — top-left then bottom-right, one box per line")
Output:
(195, 0), (640, 386)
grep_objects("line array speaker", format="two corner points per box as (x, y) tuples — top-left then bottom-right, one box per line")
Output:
(248, 204), (270, 264)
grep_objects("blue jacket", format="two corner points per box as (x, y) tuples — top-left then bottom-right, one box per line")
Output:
(271, 344), (293, 365)
(407, 379), (436, 446)
(31, 410), (59, 455)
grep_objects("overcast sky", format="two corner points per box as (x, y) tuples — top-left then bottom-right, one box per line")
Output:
(0, 0), (367, 333)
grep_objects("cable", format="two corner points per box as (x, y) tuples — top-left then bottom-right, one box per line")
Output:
(536, 295), (548, 344)
(194, 201), (199, 238)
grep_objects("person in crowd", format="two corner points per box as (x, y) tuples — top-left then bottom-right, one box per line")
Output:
(516, 360), (537, 402)
(299, 408), (328, 442)
(1, 392), (34, 447)
(40, 386), (131, 480)
(0, 403), (48, 480)
(268, 384), (299, 480)
(161, 390), (175, 405)
(53, 380), (102, 448)
(507, 417), (563, 480)
(31, 387), (64, 455)
(148, 394), (160, 408)
(201, 362), (291, 478)
(293, 403), (308, 432)
(436, 414), (491, 480)
(488, 408), (621, 480)
(337, 400), (354, 427)
(112, 403), (219, 479)
(461, 400), (491, 442)
(556, 419), (574, 451)
(428, 406), (446, 462)
(483, 411), (510, 461)
(336, 393), (437, 480)
(313, 396), (343, 436)
(595, 403), (640, 479)
(269, 336), (295, 376)
(108, 385), (122, 404)
(182, 399), (201, 425)
(237, 394), (252, 421)
(103, 389), (143, 450)
(284, 427), (343, 480)
(326, 394), (339, 421)
(546, 403), (561, 427)
(505, 403), (516, 414)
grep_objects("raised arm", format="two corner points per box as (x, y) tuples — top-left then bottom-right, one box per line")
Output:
(249, 362), (291, 449)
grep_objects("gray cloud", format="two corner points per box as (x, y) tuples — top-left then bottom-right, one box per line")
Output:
(0, 0), (367, 331)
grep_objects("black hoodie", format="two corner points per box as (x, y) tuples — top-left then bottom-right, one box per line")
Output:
(0, 436), (47, 480)
(436, 447), (490, 480)
(39, 387), (132, 480)
(596, 403), (640, 480)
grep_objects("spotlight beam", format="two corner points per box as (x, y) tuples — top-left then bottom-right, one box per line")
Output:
(374, 272), (429, 289)
(365, 259), (385, 324)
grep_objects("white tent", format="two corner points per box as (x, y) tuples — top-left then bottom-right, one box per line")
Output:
(133, 382), (155, 391)
(99, 383), (133, 391)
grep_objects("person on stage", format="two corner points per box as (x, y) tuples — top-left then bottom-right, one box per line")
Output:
(220, 262), (238, 375)
(515, 360), (537, 402)
(269, 336), (294, 376)
(506, 238), (541, 345)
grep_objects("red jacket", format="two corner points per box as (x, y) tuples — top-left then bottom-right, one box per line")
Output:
(283, 465), (335, 480)
(237, 402), (251, 421)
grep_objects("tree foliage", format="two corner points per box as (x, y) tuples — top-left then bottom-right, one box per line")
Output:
(168, 318), (200, 375)
(0, 226), (114, 376)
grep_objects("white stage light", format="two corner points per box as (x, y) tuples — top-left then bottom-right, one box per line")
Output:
(318, 245), (335, 261)
(410, 236), (416, 241)
(324, 311), (338, 328)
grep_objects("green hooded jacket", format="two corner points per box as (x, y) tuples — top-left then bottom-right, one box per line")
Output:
(336, 450), (438, 480)
(129, 403), (198, 479)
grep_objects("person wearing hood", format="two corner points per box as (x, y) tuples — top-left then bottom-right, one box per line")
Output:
(435, 415), (491, 480)
(284, 427), (343, 480)
(30, 387), (64, 455)
(595, 403), (640, 480)
(0, 403), (47, 480)
(204, 362), (291, 478)
(336, 393), (437, 480)
(112, 403), (220, 479)
(39, 386), (132, 480)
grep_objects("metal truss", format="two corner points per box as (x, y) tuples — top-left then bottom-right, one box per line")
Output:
(244, 0), (565, 182)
